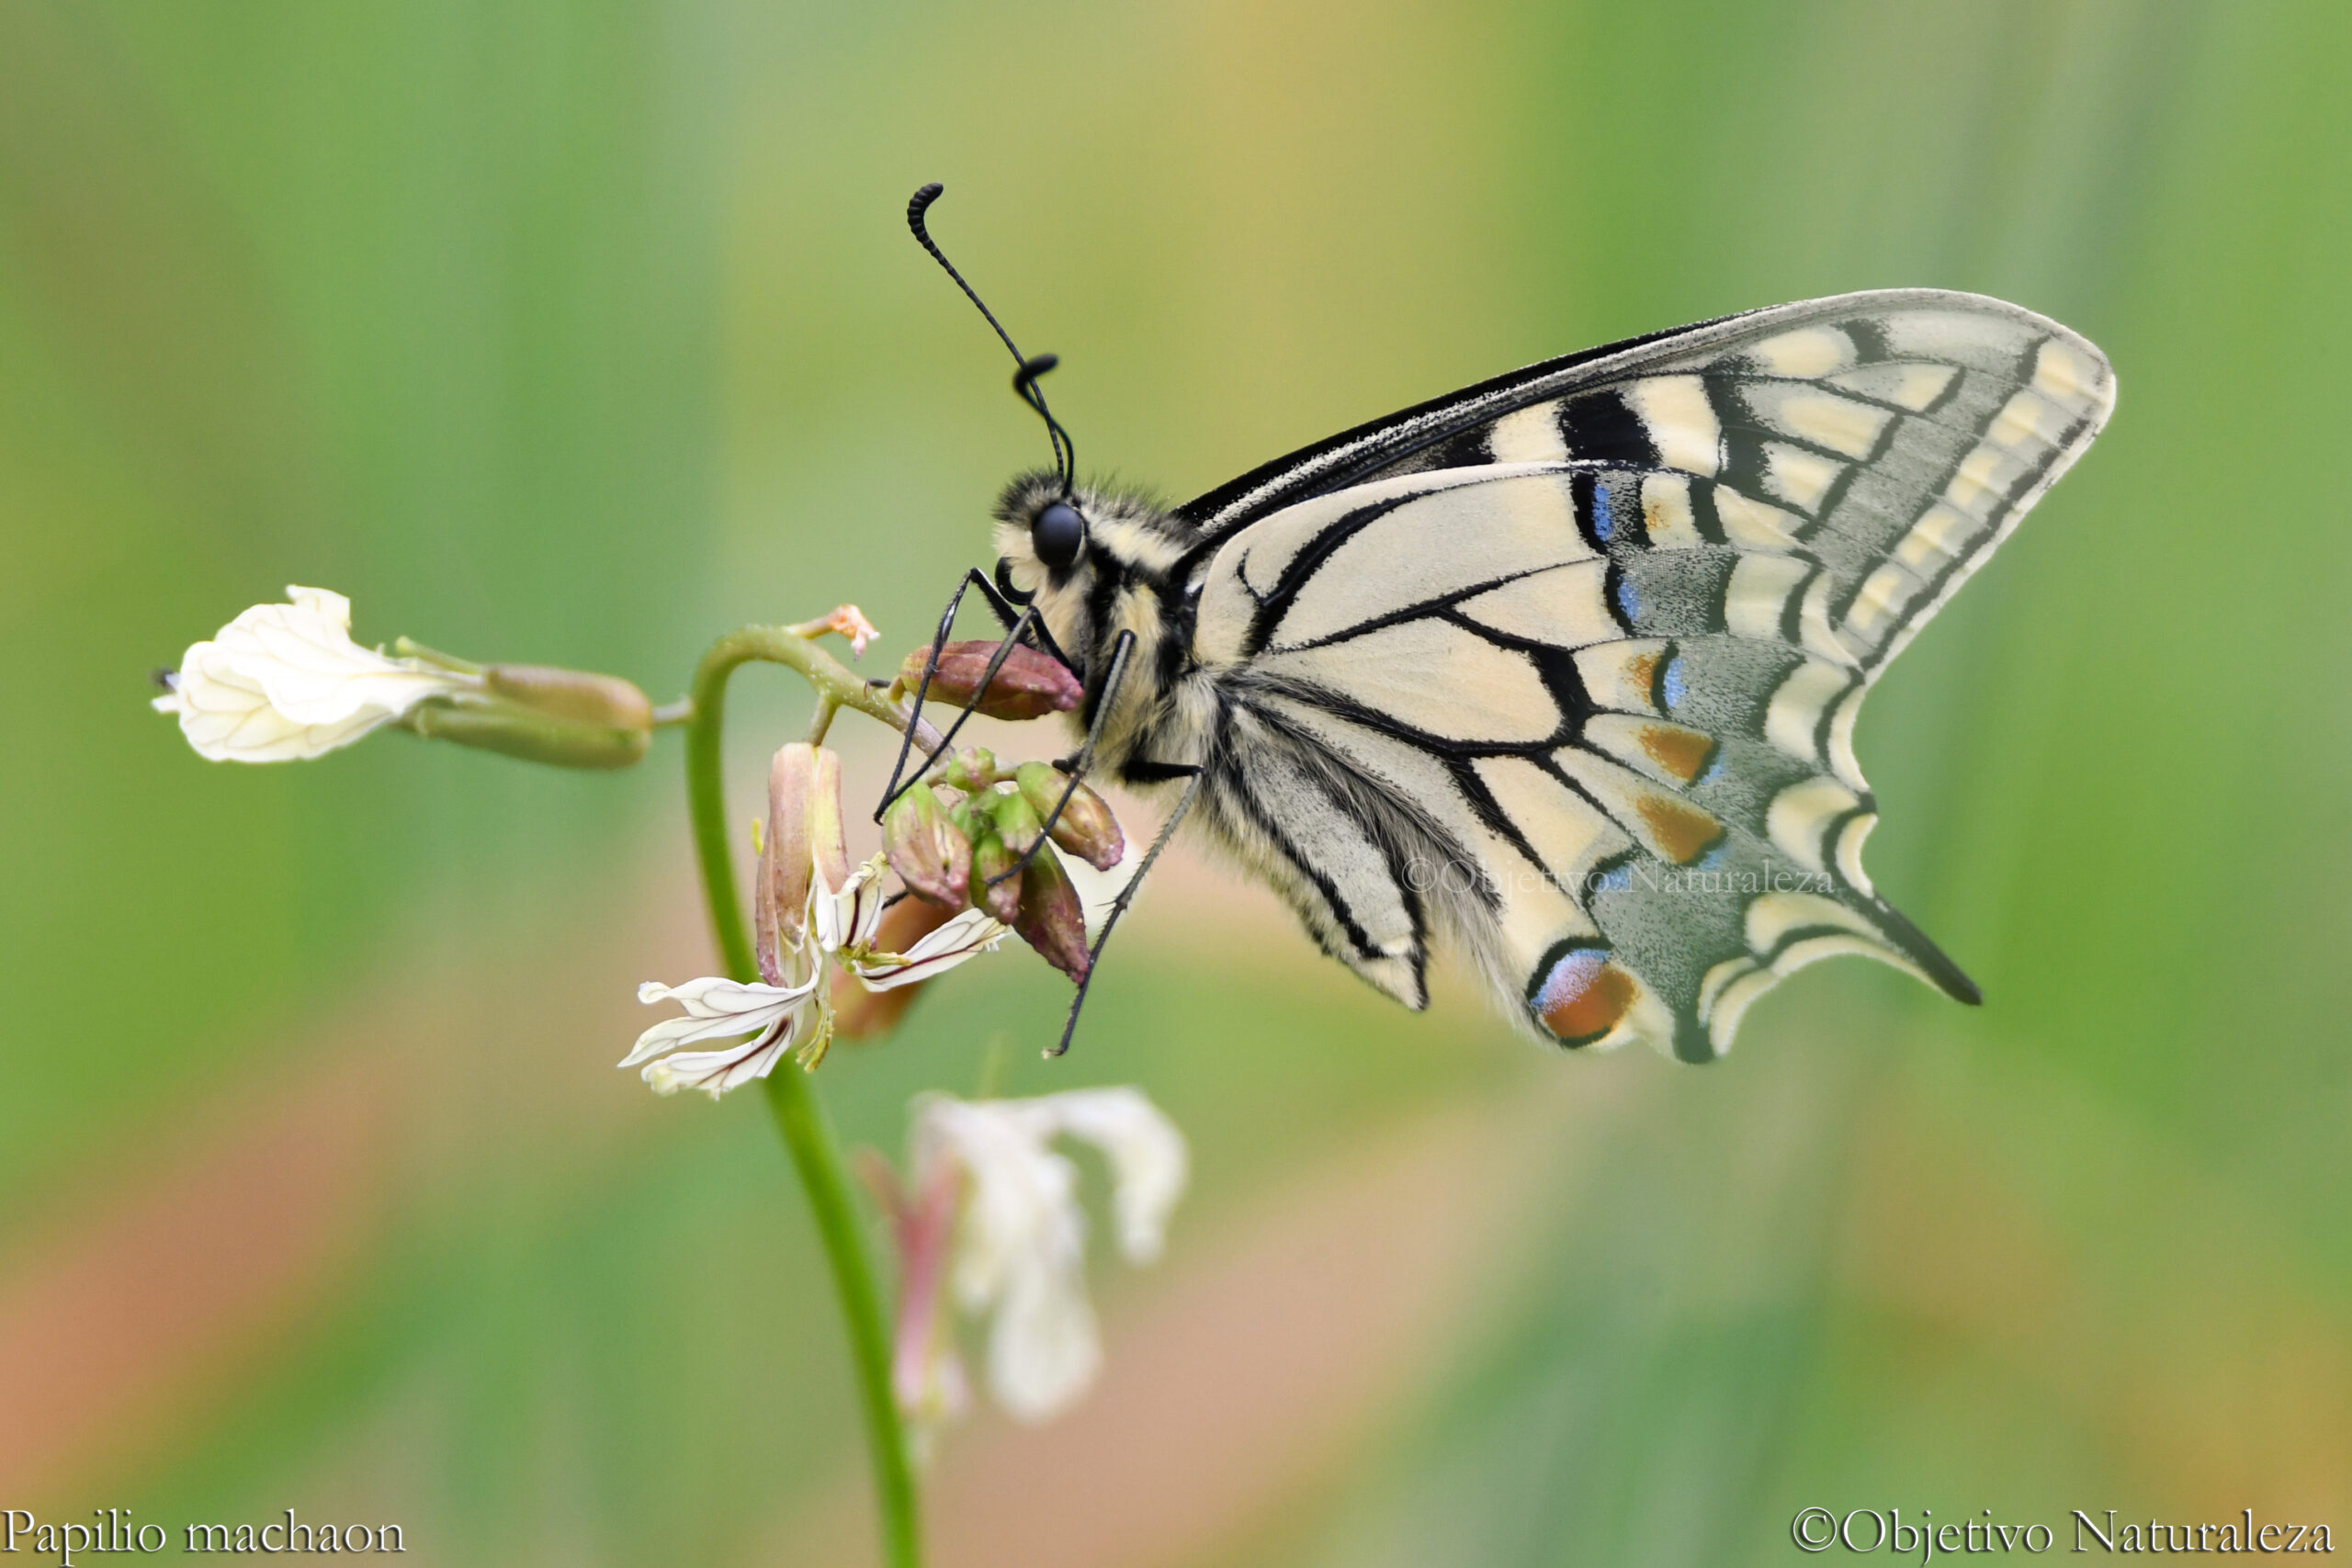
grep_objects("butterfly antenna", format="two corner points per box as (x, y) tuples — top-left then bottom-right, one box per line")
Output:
(907, 181), (1077, 492)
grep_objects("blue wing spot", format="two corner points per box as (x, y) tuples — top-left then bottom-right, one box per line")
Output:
(1592, 482), (1615, 542)
(1695, 754), (1724, 786)
(1614, 574), (1641, 623)
(1595, 863), (1634, 893)
(1661, 654), (1687, 709)
(1698, 842), (1729, 872)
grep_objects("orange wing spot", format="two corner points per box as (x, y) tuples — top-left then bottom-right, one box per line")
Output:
(1635, 793), (1724, 863)
(1637, 723), (1715, 783)
(1535, 951), (1637, 1045)
(1625, 651), (1660, 705)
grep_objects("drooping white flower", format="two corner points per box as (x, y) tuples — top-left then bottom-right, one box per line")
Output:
(153, 586), (473, 761)
(620, 973), (821, 1098)
(888, 1088), (1188, 1427)
(627, 749), (1011, 1097)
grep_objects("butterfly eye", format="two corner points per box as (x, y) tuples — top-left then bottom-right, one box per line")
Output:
(1032, 501), (1087, 571)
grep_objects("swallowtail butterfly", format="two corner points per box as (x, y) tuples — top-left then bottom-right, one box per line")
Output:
(888, 185), (2116, 1060)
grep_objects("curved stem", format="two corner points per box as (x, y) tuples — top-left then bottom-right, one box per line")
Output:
(684, 626), (922, 1568)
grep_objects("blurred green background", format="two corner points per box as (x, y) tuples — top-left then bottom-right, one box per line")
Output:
(3, 0), (2346, 1562)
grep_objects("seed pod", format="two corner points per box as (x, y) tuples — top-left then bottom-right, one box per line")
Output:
(1012, 761), (1125, 872)
(402, 699), (650, 769)
(482, 664), (655, 731)
(899, 640), (1082, 721)
(968, 830), (1023, 926)
(884, 784), (972, 908)
(1013, 845), (1091, 982)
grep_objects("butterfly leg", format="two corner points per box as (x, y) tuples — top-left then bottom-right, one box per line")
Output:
(875, 570), (1069, 821)
(975, 559), (1078, 672)
(988, 628), (1146, 887)
(1048, 764), (1207, 1057)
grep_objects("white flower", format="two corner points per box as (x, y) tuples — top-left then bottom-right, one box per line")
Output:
(627, 750), (1012, 1098)
(889, 1088), (1188, 1426)
(153, 586), (473, 762)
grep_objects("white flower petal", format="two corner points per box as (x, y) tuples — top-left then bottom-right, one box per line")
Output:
(815, 854), (888, 955)
(639, 1021), (797, 1098)
(158, 587), (470, 761)
(851, 908), (1011, 992)
(916, 1099), (1085, 1312)
(985, 1250), (1102, 1422)
(621, 975), (817, 1068)
(911, 1087), (1187, 1425)
(1031, 1088), (1190, 1264)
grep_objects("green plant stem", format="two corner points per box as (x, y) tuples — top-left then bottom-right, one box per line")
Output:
(684, 626), (921, 1568)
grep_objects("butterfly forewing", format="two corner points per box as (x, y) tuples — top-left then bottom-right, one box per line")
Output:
(1182, 291), (2114, 1059)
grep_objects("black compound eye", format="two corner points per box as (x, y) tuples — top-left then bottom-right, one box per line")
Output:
(1032, 501), (1086, 571)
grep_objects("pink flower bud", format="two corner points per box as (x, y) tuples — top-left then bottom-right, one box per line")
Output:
(1013, 847), (1091, 982)
(884, 784), (973, 908)
(807, 746), (850, 896)
(1012, 761), (1125, 871)
(756, 745), (818, 979)
(900, 641), (1081, 721)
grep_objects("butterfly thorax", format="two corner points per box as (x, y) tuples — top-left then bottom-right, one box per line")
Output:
(992, 473), (1217, 788)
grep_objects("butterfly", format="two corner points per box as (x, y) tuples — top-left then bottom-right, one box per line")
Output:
(884, 185), (2116, 1061)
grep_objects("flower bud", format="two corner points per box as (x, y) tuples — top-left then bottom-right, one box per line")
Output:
(1013, 847), (1091, 982)
(900, 641), (1081, 721)
(940, 747), (999, 795)
(1013, 761), (1125, 872)
(756, 745), (818, 975)
(968, 831), (1023, 926)
(885, 784), (973, 908)
(807, 746), (851, 897)
(987, 781), (1046, 856)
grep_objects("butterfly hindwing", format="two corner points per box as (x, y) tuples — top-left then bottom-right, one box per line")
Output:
(1182, 291), (2114, 1058)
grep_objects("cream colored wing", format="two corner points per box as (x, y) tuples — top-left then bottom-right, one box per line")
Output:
(1181, 294), (2114, 1058)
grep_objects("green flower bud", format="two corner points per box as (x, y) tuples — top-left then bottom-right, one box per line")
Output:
(885, 784), (973, 908)
(899, 640), (1082, 721)
(988, 780), (1046, 856)
(968, 830), (1023, 925)
(940, 747), (999, 794)
(1012, 761), (1126, 871)
(1013, 845), (1091, 982)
